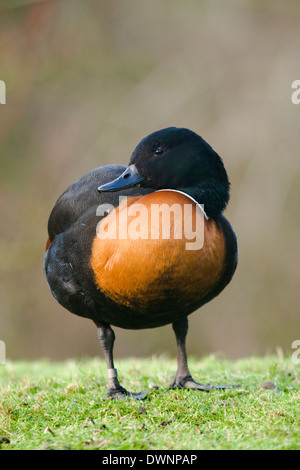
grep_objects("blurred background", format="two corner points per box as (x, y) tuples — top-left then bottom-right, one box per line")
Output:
(0, 0), (299, 361)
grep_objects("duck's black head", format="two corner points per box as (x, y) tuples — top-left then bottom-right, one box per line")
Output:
(98, 127), (230, 218)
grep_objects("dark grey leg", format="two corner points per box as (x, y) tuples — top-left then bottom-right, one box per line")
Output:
(95, 321), (150, 400)
(170, 317), (240, 391)
(96, 321), (126, 397)
(170, 317), (210, 391)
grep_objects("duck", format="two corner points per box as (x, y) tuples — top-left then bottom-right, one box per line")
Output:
(44, 127), (238, 399)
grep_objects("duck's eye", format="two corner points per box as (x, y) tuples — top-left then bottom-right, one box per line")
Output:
(154, 147), (164, 155)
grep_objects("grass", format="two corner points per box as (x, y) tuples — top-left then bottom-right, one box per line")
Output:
(0, 355), (299, 450)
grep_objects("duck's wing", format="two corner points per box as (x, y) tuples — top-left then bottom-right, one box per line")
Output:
(47, 164), (154, 242)
(47, 165), (126, 241)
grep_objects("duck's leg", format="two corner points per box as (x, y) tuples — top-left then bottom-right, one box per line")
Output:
(170, 317), (210, 391)
(170, 318), (240, 391)
(95, 321), (150, 400)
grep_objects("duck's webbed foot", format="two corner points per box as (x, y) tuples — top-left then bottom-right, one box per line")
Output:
(106, 369), (153, 400)
(107, 383), (150, 400)
(169, 374), (239, 391)
(169, 374), (210, 391)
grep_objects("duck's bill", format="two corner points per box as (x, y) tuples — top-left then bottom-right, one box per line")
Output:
(98, 164), (145, 192)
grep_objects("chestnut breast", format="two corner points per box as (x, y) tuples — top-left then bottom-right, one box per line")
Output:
(90, 190), (225, 315)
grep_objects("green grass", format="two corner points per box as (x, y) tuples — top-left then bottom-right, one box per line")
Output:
(0, 355), (299, 450)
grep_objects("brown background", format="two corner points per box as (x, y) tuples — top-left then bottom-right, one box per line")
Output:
(0, 0), (299, 361)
